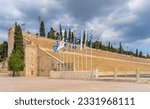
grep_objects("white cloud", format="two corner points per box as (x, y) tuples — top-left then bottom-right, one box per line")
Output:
(0, 0), (150, 53)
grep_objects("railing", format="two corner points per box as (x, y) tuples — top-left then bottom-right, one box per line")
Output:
(97, 69), (150, 81)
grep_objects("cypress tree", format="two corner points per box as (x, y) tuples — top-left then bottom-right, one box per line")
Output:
(94, 41), (100, 50)
(59, 24), (62, 40)
(108, 41), (111, 50)
(8, 23), (24, 77)
(83, 31), (86, 46)
(119, 42), (123, 54)
(68, 28), (71, 43)
(147, 54), (149, 58)
(136, 49), (139, 57)
(71, 32), (74, 43)
(64, 29), (67, 42)
(14, 24), (24, 58)
(0, 41), (8, 61)
(47, 27), (55, 39)
(110, 44), (113, 52)
(40, 21), (45, 37)
(139, 51), (143, 57)
(56, 32), (59, 40)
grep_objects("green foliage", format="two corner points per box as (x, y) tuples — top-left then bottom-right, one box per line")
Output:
(118, 42), (124, 54)
(14, 24), (24, 58)
(68, 28), (71, 43)
(40, 21), (45, 37)
(147, 54), (149, 58)
(108, 42), (111, 50)
(136, 49), (138, 57)
(8, 51), (24, 72)
(56, 32), (60, 40)
(139, 51), (143, 57)
(0, 41), (8, 61)
(71, 32), (74, 43)
(94, 41), (100, 50)
(47, 27), (55, 39)
(82, 31), (86, 45)
(59, 24), (62, 40)
(8, 23), (25, 76)
(64, 29), (67, 42)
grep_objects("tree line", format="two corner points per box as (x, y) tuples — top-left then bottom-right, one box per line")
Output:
(39, 20), (149, 59)
(0, 41), (8, 62)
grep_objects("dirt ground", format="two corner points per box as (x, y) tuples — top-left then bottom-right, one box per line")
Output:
(0, 76), (150, 92)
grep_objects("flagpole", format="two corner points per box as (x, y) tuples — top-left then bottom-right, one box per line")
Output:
(67, 47), (69, 71)
(63, 49), (64, 71)
(74, 31), (76, 71)
(90, 31), (93, 72)
(86, 47), (87, 71)
(69, 35), (71, 71)
(57, 53), (58, 71)
(78, 48), (80, 70)
(91, 43), (92, 71)
(80, 32), (83, 71)
(82, 49), (83, 71)
(74, 49), (75, 71)
(86, 32), (87, 71)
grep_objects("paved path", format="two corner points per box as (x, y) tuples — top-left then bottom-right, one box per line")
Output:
(0, 76), (150, 92)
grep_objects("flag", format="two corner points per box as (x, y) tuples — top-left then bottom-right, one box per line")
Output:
(80, 34), (83, 51)
(53, 41), (59, 52)
(89, 31), (93, 48)
(57, 38), (65, 51)
(75, 33), (80, 44)
(84, 31), (87, 48)
(65, 38), (68, 47)
(73, 37), (77, 50)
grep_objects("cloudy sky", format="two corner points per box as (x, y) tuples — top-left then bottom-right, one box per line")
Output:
(0, 0), (150, 54)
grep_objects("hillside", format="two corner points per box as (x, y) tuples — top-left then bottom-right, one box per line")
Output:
(23, 33), (150, 72)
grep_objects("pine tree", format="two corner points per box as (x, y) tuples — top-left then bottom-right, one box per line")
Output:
(0, 41), (8, 61)
(40, 21), (45, 37)
(59, 24), (62, 40)
(64, 29), (67, 42)
(94, 41), (100, 50)
(2, 41), (8, 59)
(147, 54), (149, 58)
(83, 31), (86, 46)
(110, 44), (114, 52)
(8, 52), (24, 77)
(14, 24), (24, 58)
(56, 32), (59, 40)
(8, 23), (25, 77)
(139, 51), (143, 57)
(108, 41), (111, 50)
(136, 49), (139, 57)
(68, 28), (71, 43)
(47, 27), (55, 39)
(71, 32), (74, 43)
(119, 42), (123, 54)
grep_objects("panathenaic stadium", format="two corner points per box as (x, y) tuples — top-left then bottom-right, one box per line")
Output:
(6, 27), (150, 80)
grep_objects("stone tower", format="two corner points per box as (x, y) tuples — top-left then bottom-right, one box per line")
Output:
(8, 27), (15, 57)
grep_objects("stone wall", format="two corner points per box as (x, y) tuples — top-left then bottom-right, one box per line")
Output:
(8, 27), (14, 57)
(49, 70), (98, 80)
(8, 27), (66, 77)
(38, 48), (63, 76)
(0, 61), (8, 74)
(24, 44), (38, 76)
